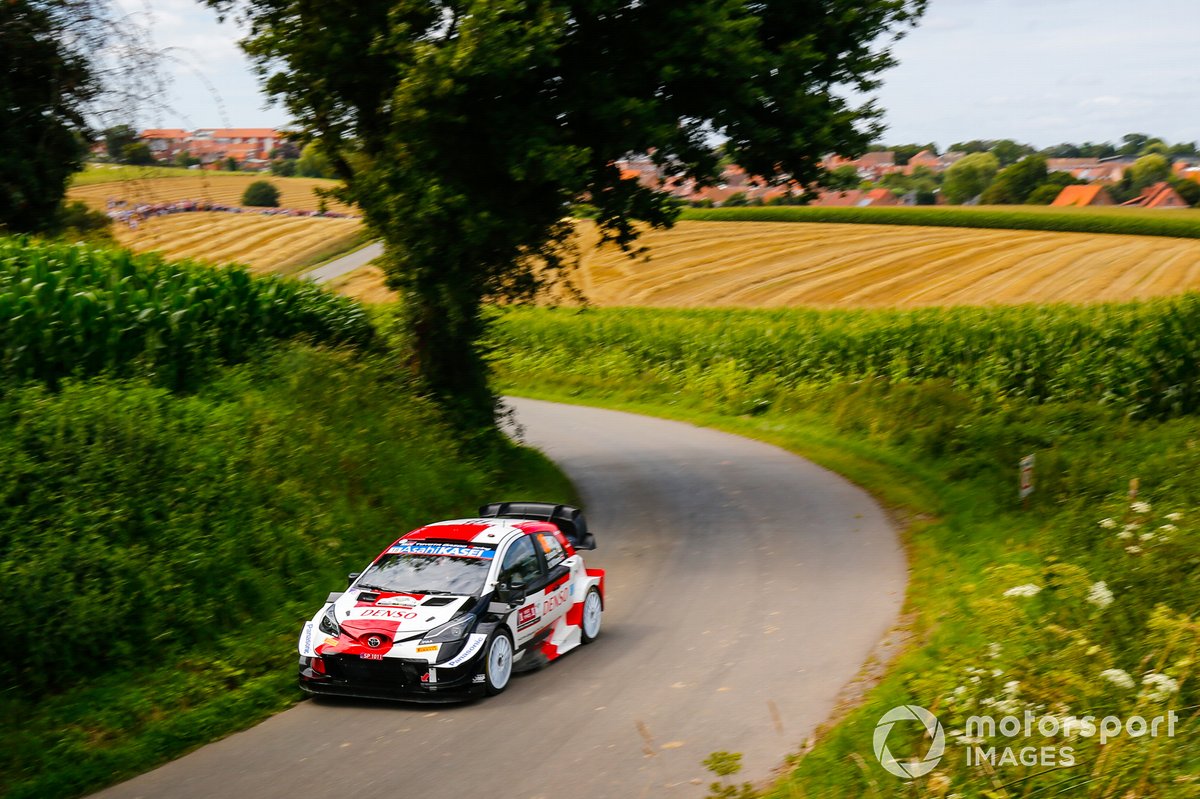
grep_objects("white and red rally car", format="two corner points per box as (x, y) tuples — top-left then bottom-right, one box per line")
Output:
(299, 502), (604, 700)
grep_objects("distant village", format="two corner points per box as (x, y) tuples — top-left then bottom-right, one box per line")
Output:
(125, 128), (1200, 210)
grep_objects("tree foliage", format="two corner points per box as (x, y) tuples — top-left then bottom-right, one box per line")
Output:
(214, 0), (927, 429)
(980, 155), (1048, 205)
(941, 151), (999, 204)
(1128, 154), (1170, 190)
(0, 0), (97, 234)
(242, 180), (281, 207)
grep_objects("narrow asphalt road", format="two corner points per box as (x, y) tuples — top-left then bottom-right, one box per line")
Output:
(94, 398), (906, 799)
(302, 241), (384, 284)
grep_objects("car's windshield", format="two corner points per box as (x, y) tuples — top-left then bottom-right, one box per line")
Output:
(355, 541), (496, 596)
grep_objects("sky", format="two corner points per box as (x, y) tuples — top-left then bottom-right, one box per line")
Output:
(126, 0), (1197, 149)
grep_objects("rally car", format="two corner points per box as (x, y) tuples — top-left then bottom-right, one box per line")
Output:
(298, 502), (604, 700)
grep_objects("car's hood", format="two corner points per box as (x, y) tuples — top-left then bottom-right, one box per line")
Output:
(332, 589), (475, 639)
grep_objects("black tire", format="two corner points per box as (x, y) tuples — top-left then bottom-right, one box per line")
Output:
(580, 586), (603, 644)
(484, 630), (514, 696)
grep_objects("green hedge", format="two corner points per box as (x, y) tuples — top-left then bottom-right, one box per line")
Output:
(680, 205), (1200, 239)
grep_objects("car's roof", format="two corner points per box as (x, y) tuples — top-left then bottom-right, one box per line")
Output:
(397, 517), (557, 548)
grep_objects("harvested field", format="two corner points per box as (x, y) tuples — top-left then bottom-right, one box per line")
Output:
(572, 221), (1200, 307)
(69, 173), (353, 214)
(113, 212), (364, 274)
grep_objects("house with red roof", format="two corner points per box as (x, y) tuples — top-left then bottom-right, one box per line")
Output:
(1050, 185), (1115, 207)
(140, 129), (190, 161)
(812, 188), (898, 207)
(1121, 182), (1189, 209)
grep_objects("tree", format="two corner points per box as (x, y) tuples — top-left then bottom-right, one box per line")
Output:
(941, 151), (999, 204)
(213, 0), (927, 431)
(294, 142), (332, 179)
(1, 0), (97, 233)
(104, 124), (139, 160)
(242, 180), (281, 207)
(823, 165), (862, 191)
(120, 141), (155, 165)
(990, 139), (1034, 167)
(980, 156), (1048, 204)
(1128, 154), (1170, 190)
(1119, 133), (1151, 157)
(1169, 177), (1200, 208)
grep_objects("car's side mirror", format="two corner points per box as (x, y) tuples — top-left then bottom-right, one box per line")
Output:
(575, 533), (597, 551)
(347, 572), (360, 586)
(496, 581), (527, 606)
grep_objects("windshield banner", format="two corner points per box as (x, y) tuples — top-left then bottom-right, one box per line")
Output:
(388, 542), (496, 559)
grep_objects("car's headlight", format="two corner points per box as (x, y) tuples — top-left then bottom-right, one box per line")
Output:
(421, 613), (476, 644)
(318, 604), (341, 637)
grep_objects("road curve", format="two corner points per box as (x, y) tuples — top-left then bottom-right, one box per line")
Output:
(94, 398), (906, 799)
(303, 241), (384, 284)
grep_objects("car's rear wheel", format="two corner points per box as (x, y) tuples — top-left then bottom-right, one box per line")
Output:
(580, 587), (603, 643)
(484, 631), (513, 695)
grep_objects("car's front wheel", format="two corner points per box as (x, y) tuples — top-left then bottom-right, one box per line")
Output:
(484, 631), (514, 696)
(580, 587), (603, 643)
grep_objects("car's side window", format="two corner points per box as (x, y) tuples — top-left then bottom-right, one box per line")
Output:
(499, 536), (542, 586)
(537, 533), (567, 569)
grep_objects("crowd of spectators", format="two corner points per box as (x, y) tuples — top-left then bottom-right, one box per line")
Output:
(105, 198), (358, 229)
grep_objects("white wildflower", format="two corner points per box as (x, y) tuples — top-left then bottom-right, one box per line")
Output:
(1142, 672), (1179, 703)
(1099, 518), (1117, 529)
(1123, 522), (1141, 532)
(1165, 512), (1183, 522)
(1003, 680), (1020, 696)
(1125, 545), (1142, 555)
(1131, 501), (1151, 514)
(987, 642), (1003, 659)
(1159, 524), (1178, 532)
(992, 668), (1004, 677)
(1140, 532), (1156, 542)
(1117, 530), (1134, 540)
(1100, 669), (1135, 690)
(1086, 581), (1114, 608)
(1003, 584), (1042, 598)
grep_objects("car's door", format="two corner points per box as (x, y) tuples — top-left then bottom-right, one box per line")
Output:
(533, 532), (573, 630)
(497, 535), (548, 648)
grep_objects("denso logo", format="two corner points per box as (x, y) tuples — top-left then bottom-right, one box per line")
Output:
(543, 588), (570, 614)
(358, 609), (418, 619)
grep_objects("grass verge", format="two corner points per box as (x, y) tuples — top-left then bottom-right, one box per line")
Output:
(494, 306), (1200, 797)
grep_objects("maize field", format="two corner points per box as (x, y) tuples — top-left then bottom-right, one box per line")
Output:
(0, 237), (375, 391)
(494, 298), (1200, 418)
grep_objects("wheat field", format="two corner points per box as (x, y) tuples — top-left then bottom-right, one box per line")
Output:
(69, 174), (354, 214)
(571, 221), (1200, 307)
(113, 212), (364, 274)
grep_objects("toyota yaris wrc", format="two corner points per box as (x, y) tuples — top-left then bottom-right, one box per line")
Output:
(298, 502), (604, 700)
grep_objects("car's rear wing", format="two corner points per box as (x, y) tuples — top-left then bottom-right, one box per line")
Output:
(478, 501), (596, 550)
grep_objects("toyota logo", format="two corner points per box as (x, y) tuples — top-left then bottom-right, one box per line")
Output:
(367, 636), (382, 648)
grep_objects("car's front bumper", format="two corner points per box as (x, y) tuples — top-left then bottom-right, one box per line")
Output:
(299, 651), (485, 702)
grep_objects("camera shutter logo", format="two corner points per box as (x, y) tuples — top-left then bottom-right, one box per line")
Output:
(873, 705), (945, 779)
